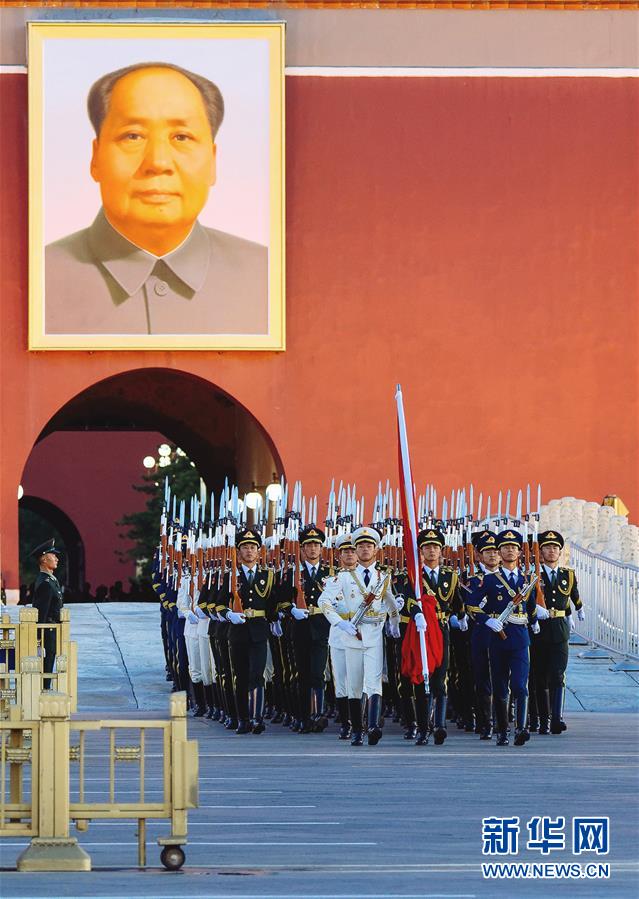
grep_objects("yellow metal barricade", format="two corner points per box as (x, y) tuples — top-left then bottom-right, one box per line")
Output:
(0, 609), (78, 719)
(0, 691), (197, 871)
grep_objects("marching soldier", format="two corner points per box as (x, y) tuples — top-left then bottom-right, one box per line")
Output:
(285, 526), (332, 734)
(319, 526), (401, 746)
(218, 528), (278, 734)
(30, 538), (64, 690)
(533, 530), (583, 734)
(320, 532), (358, 739)
(407, 528), (466, 746)
(465, 531), (500, 739)
(470, 530), (539, 746)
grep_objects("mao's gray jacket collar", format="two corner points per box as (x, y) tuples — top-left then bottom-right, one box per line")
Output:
(87, 209), (210, 297)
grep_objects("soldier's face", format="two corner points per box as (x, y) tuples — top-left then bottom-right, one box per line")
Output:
(420, 544), (442, 566)
(541, 545), (561, 564)
(499, 544), (521, 564)
(239, 544), (259, 566)
(480, 548), (500, 569)
(302, 543), (322, 564)
(40, 552), (59, 571)
(356, 541), (377, 565)
(91, 68), (216, 252)
(339, 547), (357, 569)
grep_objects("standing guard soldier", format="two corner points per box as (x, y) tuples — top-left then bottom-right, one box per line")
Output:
(319, 532), (358, 740)
(30, 539), (64, 690)
(534, 530), (583, 735)
(286, 526), (332, 734)
(218, 528), (278, 734)
(319, 526), (401, 746)
(407, 529), (466, 746)
(470, 530), (540, 747)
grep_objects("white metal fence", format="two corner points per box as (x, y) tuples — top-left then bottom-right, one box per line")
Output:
(567, 542), (639, 659)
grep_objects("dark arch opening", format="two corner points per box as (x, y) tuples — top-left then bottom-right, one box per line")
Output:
(19, 495), (86, 593)
(21, 367), (284, 592)
(35, 367), (284, 492)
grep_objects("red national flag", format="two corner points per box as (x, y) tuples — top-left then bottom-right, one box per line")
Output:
(395, 385), (443, 684)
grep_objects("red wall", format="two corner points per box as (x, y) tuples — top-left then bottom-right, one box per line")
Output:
(21, 432), (165, 588)
(1, 73), (637, 589)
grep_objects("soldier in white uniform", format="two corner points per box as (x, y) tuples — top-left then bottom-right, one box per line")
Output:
(319, 526), (401, 746)
(176, 566), (207, 716)
(320, 532), (358, 740)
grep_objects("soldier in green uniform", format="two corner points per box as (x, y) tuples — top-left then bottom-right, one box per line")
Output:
(533, 530), (583, 735)
(218, 528), (278, 734)
(408, 529), (466, 746)
(30, 538), (64, 690)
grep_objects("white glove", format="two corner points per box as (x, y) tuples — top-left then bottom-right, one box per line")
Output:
(187, 611), (198, 625)
(568, 615), (575, 633)
(388, 619), (401, 639)
(536, 605), (550, 620)
(227, 610), (246, 625)
(394, 595), (405, 612)
(458, 615), (469, 632)
(270, 621), (283, 638)
(177, 609), (186, 619)
(486, 618), (503, 633)
(449, 614), (460, 630)
(195, 607), (207, 619)
(414, 612), (427, 633)
(291, 606), (309, 620)
(336, 619), (358, 637)
(577, 608), (585, 622)
(531, 621), (540, 635)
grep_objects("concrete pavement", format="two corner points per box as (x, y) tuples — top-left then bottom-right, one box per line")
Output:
(0, 602), (637, 898)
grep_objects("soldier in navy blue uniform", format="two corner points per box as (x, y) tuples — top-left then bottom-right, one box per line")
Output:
(30, 538), (64, 689)
(533, 530), (584, 735)
(464, 531), (500, 739)
(217, 528), (278, 734)
(406, 528), (466, 746)
(470, 530), (539, 746)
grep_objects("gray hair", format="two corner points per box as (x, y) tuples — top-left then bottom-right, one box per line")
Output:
(87, 62), (224, 140)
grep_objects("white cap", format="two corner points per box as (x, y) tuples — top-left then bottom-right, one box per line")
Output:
(352, 526), (382, 548)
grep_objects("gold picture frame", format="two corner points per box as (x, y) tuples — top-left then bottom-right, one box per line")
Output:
(28, 21), (285, 351)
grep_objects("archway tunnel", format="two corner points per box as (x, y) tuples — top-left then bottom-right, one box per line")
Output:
(19, 368), (283, 597)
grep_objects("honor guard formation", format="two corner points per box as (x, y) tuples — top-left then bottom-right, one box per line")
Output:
(151, 480), (585, 748)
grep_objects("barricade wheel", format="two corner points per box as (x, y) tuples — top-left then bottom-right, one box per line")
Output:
(160, 845), (185, 870)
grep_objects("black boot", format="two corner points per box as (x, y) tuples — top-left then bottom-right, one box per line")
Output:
(367, 694), (383, 746)
(236, 719), (250, 734)
(299, 688), (314, 733)
(204, 683), (216, 719)
(538, 688), (550, 735)
(313, 687), (329, 732)
(402, 695), (417, 740)
(479, 695), (493, 740)
(433, 696), (448, 745)
(550, 687), (564, 734)
(514, 696), (530, 746)
(414, 687), (431, 746)
(495, 699), (509, 746)
(336, 697), (352, 740)
(192, 681), (207, 717)
(349, 698), (364, 746)
(252, 686), (266, 734)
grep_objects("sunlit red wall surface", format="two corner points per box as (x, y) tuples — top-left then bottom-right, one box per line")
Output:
(1, 73), (637, 589)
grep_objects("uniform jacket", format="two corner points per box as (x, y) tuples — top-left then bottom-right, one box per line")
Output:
(536, 566), (581, 644)
(32, 571), (63, 624)
(319, 565), (399, 649)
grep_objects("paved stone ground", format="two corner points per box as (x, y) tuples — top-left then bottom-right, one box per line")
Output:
(1, 603), (638, 898)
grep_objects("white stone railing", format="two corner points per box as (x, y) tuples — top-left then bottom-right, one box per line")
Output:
(541, 497), (638, 565)
(566, 541), (639, 659)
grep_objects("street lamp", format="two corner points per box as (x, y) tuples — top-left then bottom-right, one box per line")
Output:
(143, 456), (156, 469)
(158, 443), (172, 457)
(17, 485), (24, 500)
(265, 476), (283, 503)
